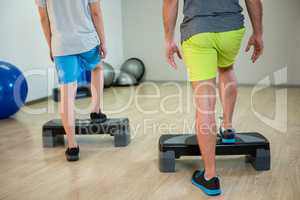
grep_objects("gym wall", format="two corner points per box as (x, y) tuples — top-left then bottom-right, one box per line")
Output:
(0, 0), (124, 101)
(122, 0), (300, 85)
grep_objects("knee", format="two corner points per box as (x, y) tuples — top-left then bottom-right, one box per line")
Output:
(218, 66), (237, 87)
(98, 64), (104, 71)
(93, 64), (104, 71)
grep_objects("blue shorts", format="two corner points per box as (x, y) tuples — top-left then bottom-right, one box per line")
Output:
(54, 46), (101, 84)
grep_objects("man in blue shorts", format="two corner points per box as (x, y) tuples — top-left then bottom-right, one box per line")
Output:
(36, 0), (107, 161)
(163, 0), (264, 196)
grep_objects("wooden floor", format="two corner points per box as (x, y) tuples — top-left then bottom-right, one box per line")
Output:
(0, 82), (299, 200)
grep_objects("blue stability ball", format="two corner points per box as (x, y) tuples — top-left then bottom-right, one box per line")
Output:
(0, 61), (28, 119)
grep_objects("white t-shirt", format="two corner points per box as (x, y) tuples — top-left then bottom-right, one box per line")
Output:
(35, 0), (100, 56)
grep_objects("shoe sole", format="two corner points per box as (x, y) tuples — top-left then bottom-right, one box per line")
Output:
(66, 155), (79, 162)
(221, 138), (236, 144)
(192, 178), (222, 196)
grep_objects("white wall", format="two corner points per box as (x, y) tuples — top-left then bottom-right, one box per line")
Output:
(0, 0), (299, 103)
(0, 1), (51, 101)
(122, 0), (300, 85)
(102, 0), (124, 70)
(0, 0), (124, 101)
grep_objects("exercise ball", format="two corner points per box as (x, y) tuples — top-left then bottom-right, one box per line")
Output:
(115, 72), (137, 86)
(103, 62), (115, 88)
(121, 58), (145, 81)
(0, 61), (28, 119)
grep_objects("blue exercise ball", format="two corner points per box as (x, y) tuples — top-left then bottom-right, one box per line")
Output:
(0, 61), (28, 119)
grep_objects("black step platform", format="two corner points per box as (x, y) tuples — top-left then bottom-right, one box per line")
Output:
(43, 118), (130, 148)
(159, 133), (270, 172)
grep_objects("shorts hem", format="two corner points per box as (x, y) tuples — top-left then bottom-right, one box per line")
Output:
(89, 61), (102, 71)
(218, 61), (235, 68)
(58, 80), (78, 85)
(188, 74), (217, 82)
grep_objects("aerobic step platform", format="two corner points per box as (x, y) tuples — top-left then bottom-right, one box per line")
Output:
(43, 118), (130, 148)
(159, 132), (270, 172)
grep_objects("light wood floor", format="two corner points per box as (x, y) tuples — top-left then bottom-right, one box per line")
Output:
(0, 82), (299, 200)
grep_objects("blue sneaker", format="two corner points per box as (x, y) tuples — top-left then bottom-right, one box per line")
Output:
(191, 170), (222, 196)
(220, 127), (236, 144)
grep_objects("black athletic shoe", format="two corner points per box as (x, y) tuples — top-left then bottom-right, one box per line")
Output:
(90, 111), (107, 123)
(191, 170), (222, 196)
(65, 146), (80, 162)
(220, 127), (236, 144)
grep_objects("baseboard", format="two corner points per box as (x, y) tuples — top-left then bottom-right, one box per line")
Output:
(143, 80), (300, 88)
(25, 96), (51, 105)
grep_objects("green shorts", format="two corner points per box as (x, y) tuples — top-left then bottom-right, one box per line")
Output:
(182, 28), (246, 81)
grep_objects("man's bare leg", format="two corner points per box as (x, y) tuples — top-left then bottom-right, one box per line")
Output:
(218, 66), (238, 129)
(192, 78), (217, 179)
(91, 64), (104, 113)
(60, 83), (78, 148)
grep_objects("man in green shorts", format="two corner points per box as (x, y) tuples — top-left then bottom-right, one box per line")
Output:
(163, 0), (264, 196)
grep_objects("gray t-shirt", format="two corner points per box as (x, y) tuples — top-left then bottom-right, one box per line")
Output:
(180, 0), (245, 42)
(35, 0), (100, 56)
